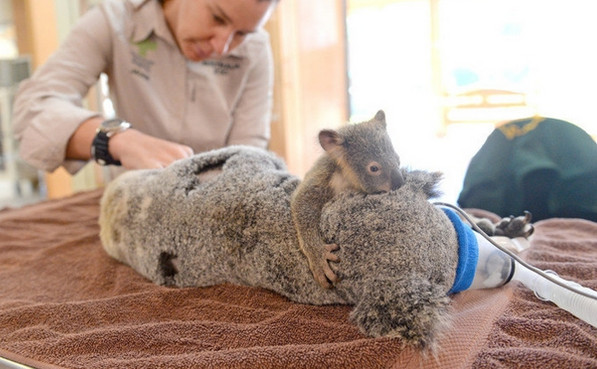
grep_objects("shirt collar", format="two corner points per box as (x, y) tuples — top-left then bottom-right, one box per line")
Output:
(129, 0), (176, 46)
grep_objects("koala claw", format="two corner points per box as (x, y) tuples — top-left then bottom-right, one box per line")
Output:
(325, 243), (340, 262)
(310, 243), (340, 289)
(495, 211), (534, 238)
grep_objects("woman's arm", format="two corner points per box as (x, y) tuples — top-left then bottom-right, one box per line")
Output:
(13, 3), (193, 172)
(12, 5), (113, 173)
(67, 117), (193, 170)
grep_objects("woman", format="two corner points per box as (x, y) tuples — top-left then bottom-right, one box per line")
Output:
(12, 0), (278, 173)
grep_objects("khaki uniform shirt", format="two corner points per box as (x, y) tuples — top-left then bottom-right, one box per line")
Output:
(13, 0), (273, 173)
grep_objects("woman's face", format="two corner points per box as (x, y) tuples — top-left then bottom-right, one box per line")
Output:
(163, 0), (276, 61)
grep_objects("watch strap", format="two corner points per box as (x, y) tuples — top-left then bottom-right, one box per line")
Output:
(92, 130), (122, 166)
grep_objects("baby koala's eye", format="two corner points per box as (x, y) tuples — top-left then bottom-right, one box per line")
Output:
(367, 161), (382, 175)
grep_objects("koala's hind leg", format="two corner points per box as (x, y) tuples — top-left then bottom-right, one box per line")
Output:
(470, 211), (534, 239)
(493, 211), (534, 238)
(350, 277), (452, 352)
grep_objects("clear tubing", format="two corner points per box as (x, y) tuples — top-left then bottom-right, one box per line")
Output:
(512, 261), (597, 328)
(468, 232), (514, 290)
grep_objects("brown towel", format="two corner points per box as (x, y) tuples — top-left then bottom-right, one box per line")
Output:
(472, 218), (597, 368)
(0, 190), (595, 368)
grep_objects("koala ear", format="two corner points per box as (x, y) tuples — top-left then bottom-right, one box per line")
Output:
(373, 110), (387, 129)
(319, 129), (344, 152)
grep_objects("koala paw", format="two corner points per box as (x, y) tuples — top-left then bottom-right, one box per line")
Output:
(350, 277), (451, 351)
(308, 243), (340, 289)
(494, 211), (534, 238)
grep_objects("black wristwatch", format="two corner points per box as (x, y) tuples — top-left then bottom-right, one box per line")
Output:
(91, 118), (132, 166)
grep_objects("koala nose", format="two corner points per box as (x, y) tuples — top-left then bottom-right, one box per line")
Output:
(391, 169), (405, 190)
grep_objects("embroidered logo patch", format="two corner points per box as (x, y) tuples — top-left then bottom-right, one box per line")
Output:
(499, 116), (545, 140)
(130, 39), (156, 80)
(135, 39), (157, 57)
(202, 60), (241, 75)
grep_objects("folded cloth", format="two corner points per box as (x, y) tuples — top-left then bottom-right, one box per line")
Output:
(442, 208), (479, 294)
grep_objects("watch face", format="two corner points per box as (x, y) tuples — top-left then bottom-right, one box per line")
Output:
(104, 119), (125, 129)
(100, 119), (131, 136)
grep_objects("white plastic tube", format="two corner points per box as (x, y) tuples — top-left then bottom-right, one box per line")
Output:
(512, 261), (597, 328)
(469, 232), (514, 289)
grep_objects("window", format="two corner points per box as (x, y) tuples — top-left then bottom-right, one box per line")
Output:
(346, 0), (597, 201)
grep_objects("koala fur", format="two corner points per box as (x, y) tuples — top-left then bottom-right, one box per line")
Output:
(99, 146), (459, 349)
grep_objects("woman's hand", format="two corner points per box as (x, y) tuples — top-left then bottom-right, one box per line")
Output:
(66, 117), (194, 170)
(110, 129), (194, 169)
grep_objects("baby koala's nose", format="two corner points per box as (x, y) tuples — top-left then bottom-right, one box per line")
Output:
(391, 170), (405, 190)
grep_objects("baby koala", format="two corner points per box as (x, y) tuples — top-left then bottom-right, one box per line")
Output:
(291, 110), (404, 288)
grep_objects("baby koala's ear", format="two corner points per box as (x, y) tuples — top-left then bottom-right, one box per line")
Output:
(319, 129), (344, 152)
(373, 110), (387, 129)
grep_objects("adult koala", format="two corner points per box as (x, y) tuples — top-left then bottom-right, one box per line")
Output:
(100, 145), (527, 350)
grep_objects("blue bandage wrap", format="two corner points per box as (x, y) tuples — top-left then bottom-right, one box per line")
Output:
(442, 208), (479, 294)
